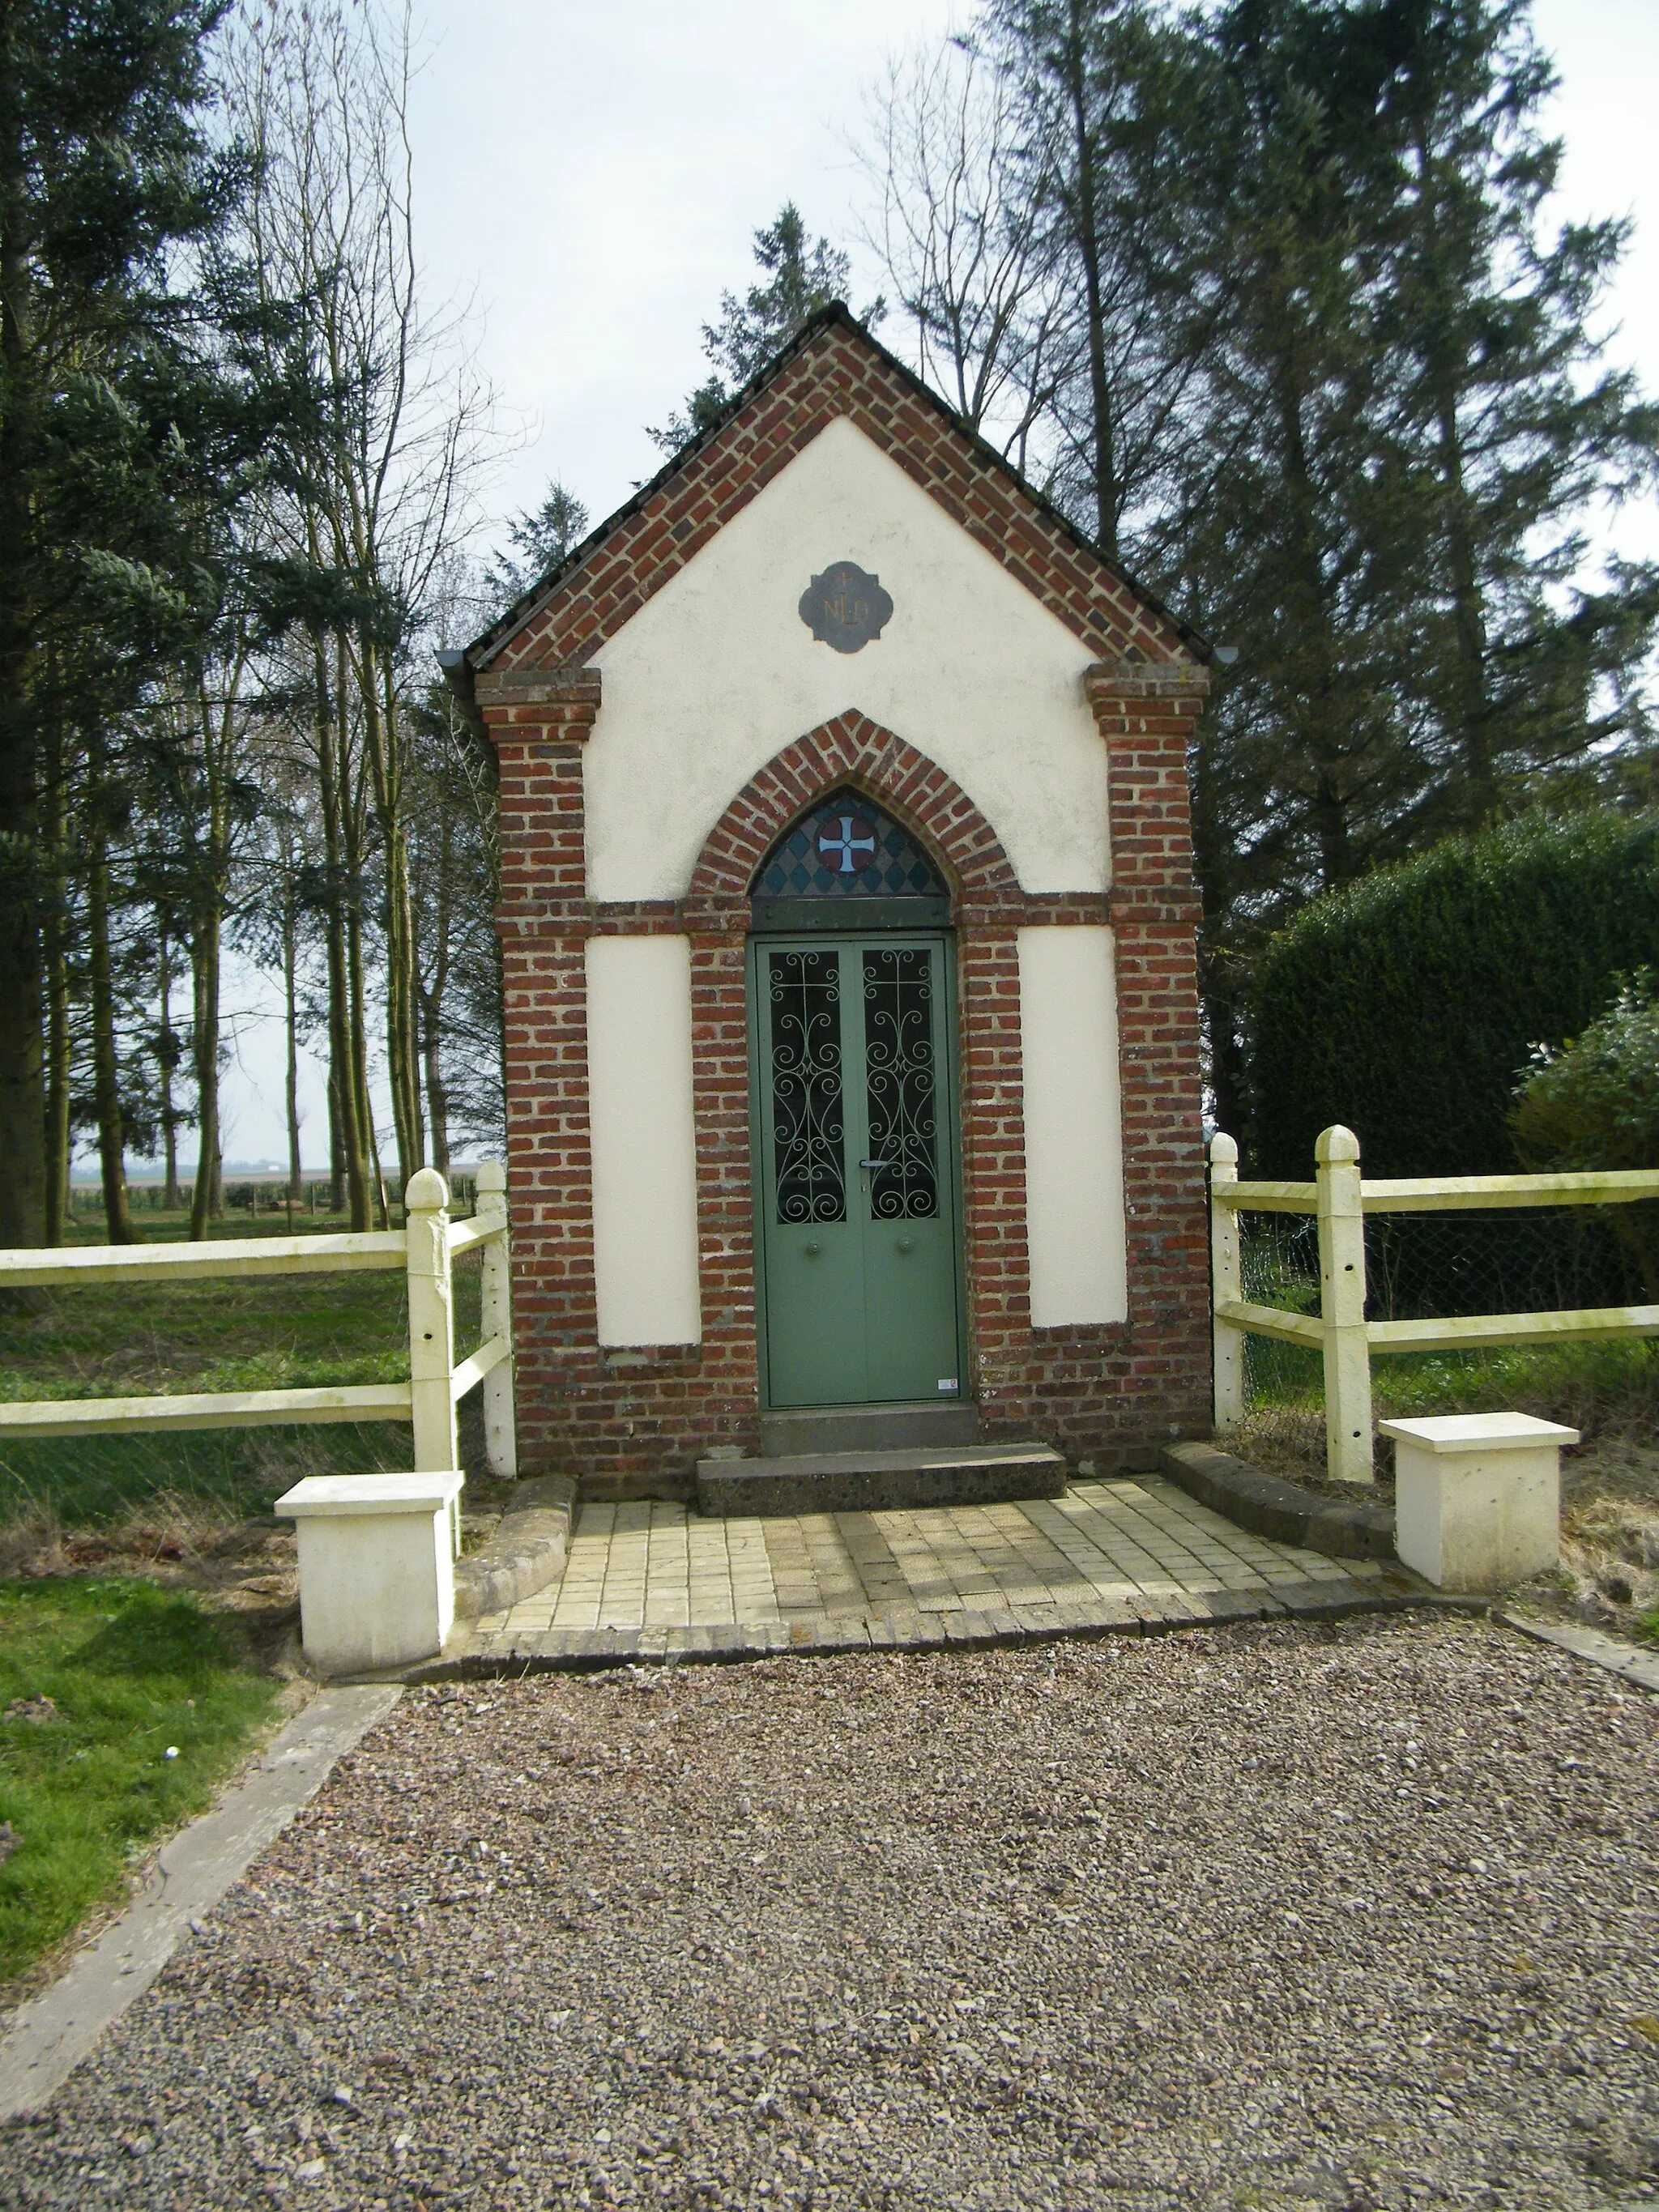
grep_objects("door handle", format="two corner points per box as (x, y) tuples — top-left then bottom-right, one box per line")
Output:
(859, 1157), (885, 1170)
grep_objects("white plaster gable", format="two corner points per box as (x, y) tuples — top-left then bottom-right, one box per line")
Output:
(585, 416), (1108, 901)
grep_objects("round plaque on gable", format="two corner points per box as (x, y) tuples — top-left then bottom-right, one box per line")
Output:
(798, 561), (893, 654)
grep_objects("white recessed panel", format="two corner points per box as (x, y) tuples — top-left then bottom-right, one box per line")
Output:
(1017, 926), (1128, 1328)
(586, 933), (702, 1347)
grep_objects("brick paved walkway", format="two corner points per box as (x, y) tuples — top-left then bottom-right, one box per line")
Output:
(440, 1476), (1401, 1673)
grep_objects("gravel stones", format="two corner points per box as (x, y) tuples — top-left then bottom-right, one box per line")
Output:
(2, 1612), (1657, 2211)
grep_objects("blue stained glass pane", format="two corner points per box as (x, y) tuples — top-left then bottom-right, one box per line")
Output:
(753, 791), (947, 901)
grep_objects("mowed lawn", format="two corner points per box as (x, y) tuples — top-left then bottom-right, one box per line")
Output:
(0, 1578), (279, 1988)
(0, 1204), (480, 1528)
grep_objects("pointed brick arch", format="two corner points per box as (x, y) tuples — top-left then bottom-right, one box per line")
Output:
(686, 710), (1019, 918)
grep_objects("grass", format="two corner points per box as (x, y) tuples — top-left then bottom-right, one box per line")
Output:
(0, 1204), (480, 1528)
(0, 1577), (280, 1988)
(1243, 1330), (1659, 1434)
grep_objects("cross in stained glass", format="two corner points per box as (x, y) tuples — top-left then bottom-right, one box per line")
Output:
(753, 789), (947, 902)
(818, 813), (877, 875)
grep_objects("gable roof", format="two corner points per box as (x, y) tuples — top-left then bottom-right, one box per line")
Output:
(458, 304), (1207, 681)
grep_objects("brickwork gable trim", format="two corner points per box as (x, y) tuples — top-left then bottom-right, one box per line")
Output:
(464, 306), (1207, 681)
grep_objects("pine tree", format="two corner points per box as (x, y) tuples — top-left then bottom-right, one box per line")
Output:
(647, 203), (883, 454)
(1381, 0), (1659, 829)
(0, 0), (249, 1245)
(485, 479), (591, 605)
(979, 0), (1211, 558)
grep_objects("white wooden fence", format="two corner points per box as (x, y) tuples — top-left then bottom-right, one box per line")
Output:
(0, 1162), (515, 1494)
(1210, 1125), (1659, 1482)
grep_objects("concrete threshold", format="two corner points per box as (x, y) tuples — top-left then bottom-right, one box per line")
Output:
(424, 1579), (1488, 1681)
(697, 1441), (1064, 1516)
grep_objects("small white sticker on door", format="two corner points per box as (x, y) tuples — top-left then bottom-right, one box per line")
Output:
(937, 1378), (959, 1392)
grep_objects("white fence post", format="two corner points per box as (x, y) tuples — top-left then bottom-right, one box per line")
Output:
(1209, 1132), (1245, 1430)
(1315, 1124), (1374, 1483)
(405, 1169), (458, 1493)
(475, 1157), (518, 1481)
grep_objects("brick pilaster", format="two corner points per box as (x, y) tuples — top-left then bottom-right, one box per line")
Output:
(1085, 659), (1212, 1434)
(480, 666), (603, 1483)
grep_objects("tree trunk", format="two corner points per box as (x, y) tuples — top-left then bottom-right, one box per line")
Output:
(0, 8), (45, 1251)
(1063, 0), (1119, 556)
(347, 897), (384, 1225)
(157, 930), (180, 1210)
(189, 897), (221, 1242)
(365, 1082), (390, 1230)
(84, 750), (134, 1244)
(1270, 326), (1356, 892)
(360, 637), (424, 1182)
(327, 1042), (346, 1214)
(41, 717), (70, 1244)
(419, 803), (454, 1178)
(1434, 386), (1494, 824)
(282, 882), (302, 1204)
(314, 627), (369, 1229)
(421, 987), (450, 1179)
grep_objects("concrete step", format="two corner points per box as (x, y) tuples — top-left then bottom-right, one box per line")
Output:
(696, 1441), (1065, 1518)
(758, 1401), (980, 1457)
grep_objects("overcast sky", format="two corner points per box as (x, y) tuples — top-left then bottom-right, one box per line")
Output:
(184, 0), (1659, 1177)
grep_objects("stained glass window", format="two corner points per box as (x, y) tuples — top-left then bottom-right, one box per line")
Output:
(753, 790), (946, 901)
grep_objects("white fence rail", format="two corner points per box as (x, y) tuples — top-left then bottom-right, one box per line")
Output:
(1210, 1126), (1659, 1483)
(0, 1162), (517, 1502)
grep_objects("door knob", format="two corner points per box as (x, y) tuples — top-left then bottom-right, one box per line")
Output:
(804, 1240), (822, 1256)
(897, 1235), (915, 1254)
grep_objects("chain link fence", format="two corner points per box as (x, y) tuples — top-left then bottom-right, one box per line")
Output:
(1235, 1201), (1655, 1404)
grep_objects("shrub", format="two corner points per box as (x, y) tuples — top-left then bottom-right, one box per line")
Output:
(1512, 970), (1659, 1295)
(1245, 810), (1659, 1177)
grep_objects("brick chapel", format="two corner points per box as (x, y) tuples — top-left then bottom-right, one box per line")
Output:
(444, 306), (1213, 1510)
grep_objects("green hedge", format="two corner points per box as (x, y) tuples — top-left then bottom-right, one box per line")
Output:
(1245, 811), (1659, 1177)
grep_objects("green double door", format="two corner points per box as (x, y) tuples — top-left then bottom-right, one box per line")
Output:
(752, 935), (966, 1409)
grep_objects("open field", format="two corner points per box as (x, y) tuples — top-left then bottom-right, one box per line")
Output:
(0, 1207), (481, 1531)
(0, 1579), (281, 1993)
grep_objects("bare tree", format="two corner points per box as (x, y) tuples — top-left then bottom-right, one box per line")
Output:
(855, 36), (1074, 475)
(222, 0), (496, 1196)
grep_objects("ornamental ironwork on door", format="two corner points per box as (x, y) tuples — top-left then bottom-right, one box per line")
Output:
(753, 933), (965, 1409)
(766, 948), (847, 1224)
(863, 948), (938, 1221)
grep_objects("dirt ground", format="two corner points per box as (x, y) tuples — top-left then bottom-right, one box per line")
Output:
(1230, 1405), (1659, 1644)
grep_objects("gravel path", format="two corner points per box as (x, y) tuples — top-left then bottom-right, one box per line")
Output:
(2, 1613), (1657, 2211)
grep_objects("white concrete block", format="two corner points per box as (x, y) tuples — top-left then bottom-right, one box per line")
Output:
(275, 1473), (465, 1673)
(1378, 1413), (1579, 1592)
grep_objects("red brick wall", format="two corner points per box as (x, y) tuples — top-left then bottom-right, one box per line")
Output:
(486, 683), (1211, 1499)
(475, 317), (1212, 1497)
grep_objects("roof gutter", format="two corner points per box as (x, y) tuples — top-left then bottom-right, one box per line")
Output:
(436, 648), (486, 739)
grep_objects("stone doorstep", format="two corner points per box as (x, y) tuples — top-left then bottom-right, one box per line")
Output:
(452, 1476), (578, 1621)
(696, 1442), (1067, 1519)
